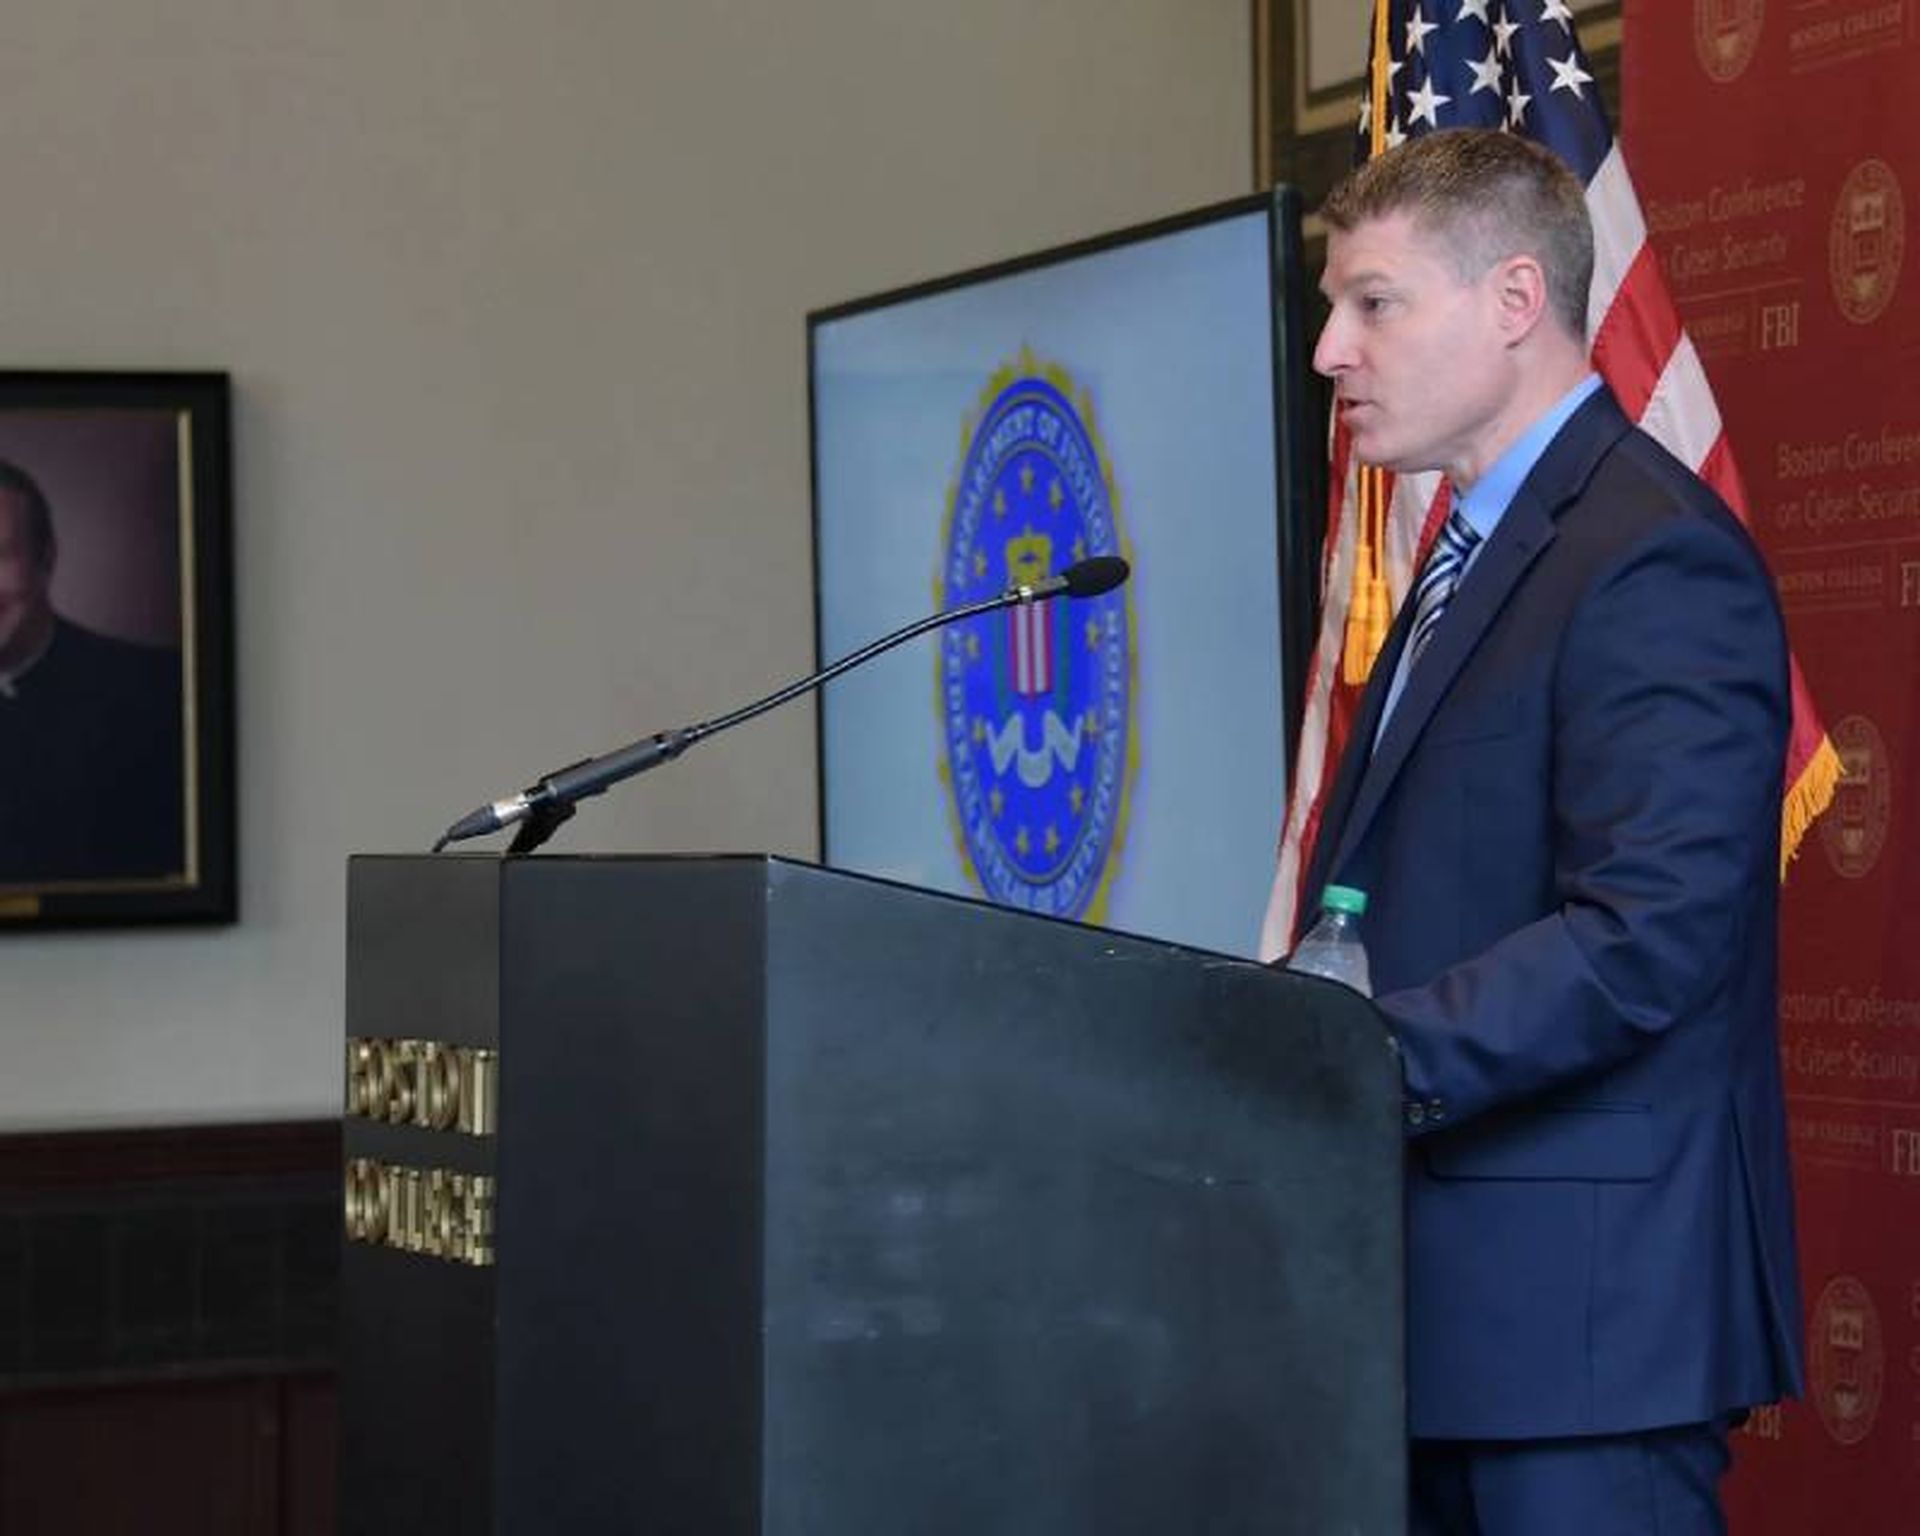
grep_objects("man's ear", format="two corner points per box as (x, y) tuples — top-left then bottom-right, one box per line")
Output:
(1491, 253), (1551, 344)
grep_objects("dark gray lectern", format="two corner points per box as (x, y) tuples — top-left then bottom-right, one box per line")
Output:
(342, 854), (1404, 1534)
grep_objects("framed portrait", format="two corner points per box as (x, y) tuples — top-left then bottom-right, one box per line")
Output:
(0, 372), (235, 926)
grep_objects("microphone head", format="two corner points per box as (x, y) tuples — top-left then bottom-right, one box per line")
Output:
(1061, 555), (1130, 598)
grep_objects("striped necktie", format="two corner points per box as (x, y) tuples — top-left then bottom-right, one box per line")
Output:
(1404, 500), (1481, 670)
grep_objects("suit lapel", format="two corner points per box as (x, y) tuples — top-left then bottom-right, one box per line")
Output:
(1319, 388), (1634, 884)
(1328, 497), (1556, 868)
(1302, 606), (1412, 906)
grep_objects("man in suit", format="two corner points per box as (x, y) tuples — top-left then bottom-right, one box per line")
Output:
(0, 457), (186, 883)
(1301, 129), (1802, 1534)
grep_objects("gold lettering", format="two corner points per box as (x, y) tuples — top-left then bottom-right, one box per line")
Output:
(343, 1157), (386, 1242)
(343, 1036), (499, 1139)
(1759, 300), (1800, 350)
(421, 1169), (450, 1257)
(402, 1166), (427, 1252)
(341, 1157), (497, 1266)
(416, 1044), (461, 1131)
(386, 1041), (420, 1124)
(369, 1040), (395, 1123)
(462, 1050), (500, 1137)
(346, 1039), (366, 1116)
(461, 1174), (496, 1266)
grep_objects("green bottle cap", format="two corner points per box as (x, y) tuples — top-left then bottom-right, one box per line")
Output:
(1321, 884), (1368, 915)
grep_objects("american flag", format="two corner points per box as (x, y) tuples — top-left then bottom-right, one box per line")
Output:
(1259, 0), (1839, 960)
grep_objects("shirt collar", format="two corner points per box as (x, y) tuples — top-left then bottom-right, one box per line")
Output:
(1453, 373), (1603, 539)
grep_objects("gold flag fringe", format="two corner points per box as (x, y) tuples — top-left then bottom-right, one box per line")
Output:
(1780, 735), (1840, 880)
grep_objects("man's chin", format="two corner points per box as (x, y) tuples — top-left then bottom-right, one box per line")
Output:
(1353, 442), (1436, 477)
(0, 610), (53, 674)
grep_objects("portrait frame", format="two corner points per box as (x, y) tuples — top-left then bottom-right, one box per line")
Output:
(0, 371), (235, 927)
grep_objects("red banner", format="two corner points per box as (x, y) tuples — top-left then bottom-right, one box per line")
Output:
(1624, 3), (1920, 1529)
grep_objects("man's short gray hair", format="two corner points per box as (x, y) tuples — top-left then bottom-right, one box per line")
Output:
(1321, 128), (1595, 342)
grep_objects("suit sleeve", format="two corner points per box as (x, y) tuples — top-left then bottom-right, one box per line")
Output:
(1372, 511), (1790, 1132)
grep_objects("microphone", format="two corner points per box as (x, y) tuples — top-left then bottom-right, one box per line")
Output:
(433, 555), (1131, 853)
(1049, 555), (1128, 599)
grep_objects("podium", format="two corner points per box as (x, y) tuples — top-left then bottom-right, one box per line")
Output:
(341, 854), (1405, 1533)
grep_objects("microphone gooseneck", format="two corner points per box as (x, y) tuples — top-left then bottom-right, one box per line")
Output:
(431, 555), (1131, 853)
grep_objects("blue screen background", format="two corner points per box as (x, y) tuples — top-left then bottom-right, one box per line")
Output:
(812, 209), (1288, 959)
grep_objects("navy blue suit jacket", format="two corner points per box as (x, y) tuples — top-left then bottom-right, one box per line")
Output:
(1303, 388), (1804, 1440)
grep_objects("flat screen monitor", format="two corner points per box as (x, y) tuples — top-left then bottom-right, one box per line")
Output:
(809, 190), (1317, 958)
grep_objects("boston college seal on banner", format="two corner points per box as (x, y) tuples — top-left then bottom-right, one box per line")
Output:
(1829, 159), (1905, 326)
(1808, 1274), (1884, 1446)
(937, 348), (1135, 921)
(1819, 713), (1891, 880)
(1694, 0), (1764, 84)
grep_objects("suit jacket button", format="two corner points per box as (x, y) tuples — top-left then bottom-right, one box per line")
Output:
(1405, 1101), (1426, 1128)
(1428, 1099), (1446, 1122)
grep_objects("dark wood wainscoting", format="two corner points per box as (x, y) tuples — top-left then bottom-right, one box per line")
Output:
(0, 1121), (340, 1535)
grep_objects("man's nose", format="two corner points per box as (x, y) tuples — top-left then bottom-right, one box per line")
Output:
(1311, 314), (1350, 379)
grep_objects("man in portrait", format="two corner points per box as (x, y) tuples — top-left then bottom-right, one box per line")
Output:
(0, 456), (186, 885)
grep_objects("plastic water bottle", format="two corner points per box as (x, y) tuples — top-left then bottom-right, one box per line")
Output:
(1286, 885), (1372, 996)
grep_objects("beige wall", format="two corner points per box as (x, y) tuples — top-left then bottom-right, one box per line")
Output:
(0, 3), (1250, 1128)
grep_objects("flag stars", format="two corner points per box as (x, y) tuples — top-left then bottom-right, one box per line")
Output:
(1406, 77), (1451, 129)
(1467, 47), (1504, 96)
(1492, 14), (1520, 55)
(1505, 81), (1531, 127)
(1547, 52), (1593, 98)
(1405, 12), (1438, 54)
(1456, 0), (1494, 23)
(1384, 115), (1408, 150)
(1540, 0), (1575, 30)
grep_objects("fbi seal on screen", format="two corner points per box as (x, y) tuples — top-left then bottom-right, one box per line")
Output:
(936, 348), (1136, 922)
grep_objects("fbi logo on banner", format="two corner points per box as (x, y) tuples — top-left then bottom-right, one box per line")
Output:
(937, 348), (1136, 921)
